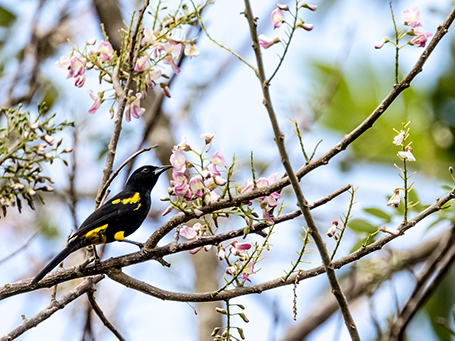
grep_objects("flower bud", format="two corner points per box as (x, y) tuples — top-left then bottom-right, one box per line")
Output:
(86, 39), (97, 45)
(213, 175), (227, 186)
(30, 122), (40, 130)
(215, 307), (227, 314)
(276, 3), (289, 10)
(43, 134), (54, 146)
(380, 226), (400, 236)
(301, 3), (317, 11)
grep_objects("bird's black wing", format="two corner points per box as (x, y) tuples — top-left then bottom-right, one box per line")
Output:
(71, 190), (144, 244)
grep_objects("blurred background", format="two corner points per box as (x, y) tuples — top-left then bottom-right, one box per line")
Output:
(0, 0), (455, 340)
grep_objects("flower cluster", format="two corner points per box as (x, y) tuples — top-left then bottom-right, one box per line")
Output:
(219, 241), (254, 283)
(259, 2), (316, 50)
(164, 134), (229, 218)
(55, 11), (201, 121)
(241, 173), (282, 223)
(375, 6), (433, 50)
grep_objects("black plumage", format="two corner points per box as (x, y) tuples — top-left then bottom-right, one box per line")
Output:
(31, 165), (171, 285)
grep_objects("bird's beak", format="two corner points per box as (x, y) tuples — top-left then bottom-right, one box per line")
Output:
(155, 165), (173, 175)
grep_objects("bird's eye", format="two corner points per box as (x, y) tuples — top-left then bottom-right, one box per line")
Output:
(142, 168), (150, 173)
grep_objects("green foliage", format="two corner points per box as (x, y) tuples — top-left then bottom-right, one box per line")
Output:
(0, 5), (15, 27)
(423, 267), (455, 341)
(0, 103), (74, 216)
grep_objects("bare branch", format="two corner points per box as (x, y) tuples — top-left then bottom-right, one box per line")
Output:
(87, 290), (126, 341)
(242, 0), (359, 338)
(0, 275), (104, 341)
(386, 224), (455, 340)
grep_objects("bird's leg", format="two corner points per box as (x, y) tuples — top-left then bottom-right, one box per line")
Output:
(120, 239), (144, 249)
(92, 246), (101, 265)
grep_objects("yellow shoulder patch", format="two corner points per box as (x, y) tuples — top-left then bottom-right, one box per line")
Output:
(84, 224), (108, 245)
(114, 231), (125, 241)
(133, 203), (142, 211)
(112, 192), (141, 205)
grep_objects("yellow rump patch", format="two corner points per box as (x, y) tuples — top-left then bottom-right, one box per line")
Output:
(114, 231), (125, 241)
(112, 192), (141, 205)
(84, 224), (108, 245)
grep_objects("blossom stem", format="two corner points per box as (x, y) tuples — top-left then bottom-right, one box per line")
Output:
(268, 0), (299, 83)
(190, 0), (257, 73)
(390, 2), (400, 84)
(403, 158), (408, 223)
(331, 187), (357, 260)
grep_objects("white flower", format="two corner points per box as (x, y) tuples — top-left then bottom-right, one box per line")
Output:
(387, 188), (401, 207)
(393, 130), (406, 146)
(398, 146), (416, 161)
(327, 221), (338, 238)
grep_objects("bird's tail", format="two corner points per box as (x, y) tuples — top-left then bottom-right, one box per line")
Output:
(31, 239), (81, 285)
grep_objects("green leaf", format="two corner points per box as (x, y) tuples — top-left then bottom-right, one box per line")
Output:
(441, 184), (453, 191)
(348, 219), (378, 233)
(349, 235), (376, 254)
(363, 207), (392, 223)
(0, 6), (15, 27)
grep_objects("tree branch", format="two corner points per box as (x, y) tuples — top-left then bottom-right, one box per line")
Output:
(242, 1), (359, 339)
(87, 289), (126, 341)
(0, 275), (104, 341)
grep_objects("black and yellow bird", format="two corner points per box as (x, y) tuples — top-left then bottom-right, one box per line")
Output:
(31, 165), (172, 285)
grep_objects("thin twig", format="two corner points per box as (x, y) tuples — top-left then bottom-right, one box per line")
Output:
(386, 224), (455, 340)
(242, 1), (359, 339)
(97, 145), (157, 203)
(0, 275), (104, 341)
(95, 0), (151, 208)
(87, 289), (127, 341)
(0, 231), (39, 266)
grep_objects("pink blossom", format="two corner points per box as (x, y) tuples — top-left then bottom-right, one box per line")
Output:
(403, 7), (422, 28)
(213, 175), (227, 186)
(217, 247), (226, 260)
(171, 172), (189, 196)
(142, 27), (156, 46)
(134, 55), (148, 72)
(98, 41), (114, 61)
(162, 205), (173, 216)
(180, 224), (200, 239)
(163, 43), (182, 74)
(258, 34), (280, 49)
(145, 69), (162, 88)
(189, 177), (205, 198)
(230, 241), (251, 257)
(67, 56), (85, 79)
(226, 266), (237, 276)
(204, 191), (220, 204)
(302, 23), (313, 31)
(409, 32), (432, 48)
(201, 167), (211, 179)
(55, 56), (71, 69)
(74, 72), (86, 87)
(375, 37), (388, 49)
(271, 7), (285, 29)
(170, 150), (186, 174)
(88, 90), (103, 114)
(302, 3), (317, 11)
(161, 85), (171, 98)
(239, 262), (254, 282)
(210, 152), (225, 176)
(387, 188), (401, 208)
(124, 93), (146, 122)
(189, 247), (202, 254)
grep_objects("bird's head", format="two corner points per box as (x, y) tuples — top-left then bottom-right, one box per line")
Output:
(126, 165), (172, 191)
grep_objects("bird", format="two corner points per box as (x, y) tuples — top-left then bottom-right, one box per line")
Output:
(31, 164), (172, 285)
